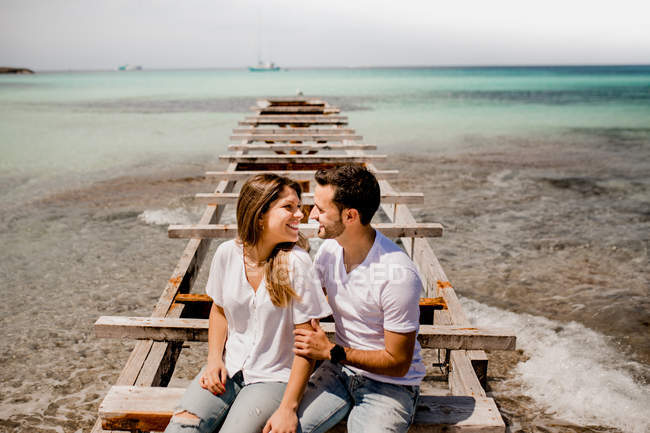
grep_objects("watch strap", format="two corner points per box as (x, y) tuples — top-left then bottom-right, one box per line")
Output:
(330, 344), (346, 364)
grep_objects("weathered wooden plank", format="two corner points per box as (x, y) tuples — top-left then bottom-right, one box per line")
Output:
(218, 154), (385, 164)
(410, 395), (504, 432)
(175, 293), (445, 321)
(194, 192), (423, 206)
(95, 316), (514, 350)
(240, 119), (348, 126)
(417, 326), (515, 351)
(434, 302), (487, 397)
(100, 386), (504, 432)
(134, 304), (184, 387)
(232, 128), (356, 134)
(228, 143), (375, 151)
(230, 134), (363, 142)
(252, 106), (340, 114)
(450, 351), (485, 398)
(260, 97), (326, 106)
(167, 223), (442, 240)
(205, 169), (399, 181)
(245, 115), (348, 120)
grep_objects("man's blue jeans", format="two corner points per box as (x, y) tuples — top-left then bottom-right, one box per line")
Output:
(164, 369), (287, 433)
(298, 361), (420, 433)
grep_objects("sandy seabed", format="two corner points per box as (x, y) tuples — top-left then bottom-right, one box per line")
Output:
(0, 130), (648, 433)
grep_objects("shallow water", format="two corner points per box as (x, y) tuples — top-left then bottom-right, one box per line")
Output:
(0, 67), (649, 432)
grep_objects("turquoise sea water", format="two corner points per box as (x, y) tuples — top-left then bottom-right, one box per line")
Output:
(1, 66), (649, 185)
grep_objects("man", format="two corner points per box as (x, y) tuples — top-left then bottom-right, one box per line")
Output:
(294, 165), (425, 433)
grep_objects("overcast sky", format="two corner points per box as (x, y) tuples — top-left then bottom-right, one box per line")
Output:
(1, 0), (649, 71)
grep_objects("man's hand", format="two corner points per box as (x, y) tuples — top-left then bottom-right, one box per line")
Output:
(262, 405), (298, 433)
(293, 319), (334, 360)
(199, 359), (228, 395)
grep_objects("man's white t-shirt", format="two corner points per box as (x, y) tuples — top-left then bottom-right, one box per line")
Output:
(314, 230), (426, 385)
(205, 240), (332, 384)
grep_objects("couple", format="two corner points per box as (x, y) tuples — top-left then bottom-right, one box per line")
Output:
(166, 165), (425, 433)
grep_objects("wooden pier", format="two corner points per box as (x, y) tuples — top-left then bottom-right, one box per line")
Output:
(92, 96), (516, 432)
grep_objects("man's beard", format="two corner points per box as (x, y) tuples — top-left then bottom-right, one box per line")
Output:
(319, 216), (345, 239)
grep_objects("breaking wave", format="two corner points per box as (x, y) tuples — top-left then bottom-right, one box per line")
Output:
(461, 297), (650, 433)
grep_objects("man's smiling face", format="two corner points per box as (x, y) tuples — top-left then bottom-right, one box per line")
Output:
(309, 184), (345, 239)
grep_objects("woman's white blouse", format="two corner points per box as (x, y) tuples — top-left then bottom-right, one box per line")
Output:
(205, 240), (332, 384)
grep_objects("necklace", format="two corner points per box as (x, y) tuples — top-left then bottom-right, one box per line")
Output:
(243, 248), (265, 269)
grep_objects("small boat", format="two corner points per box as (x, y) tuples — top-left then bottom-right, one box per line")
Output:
(248, 61), (280, 72)
(117, 64), (143, 71)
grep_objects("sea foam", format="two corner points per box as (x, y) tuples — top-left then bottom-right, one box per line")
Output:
(461, 297), (650, 433)
(137, 208), (198, 226)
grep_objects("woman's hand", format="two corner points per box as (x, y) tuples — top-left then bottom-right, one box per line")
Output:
(199, 359), (228, 395)
(262, 405), (298, 433)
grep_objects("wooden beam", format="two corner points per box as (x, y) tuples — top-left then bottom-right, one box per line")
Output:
(227, 143), (376, 151)
(252, 106), (340, 114)
(260, 97), (326, 106)
(232, 128), (356, 134)
(434, 307), (488, 397)
(218, 154), (385, 164)
(100, 386), (504, 432)
(230, 134), (363, 142)
(245, 115), (347, 121)
(240, 119), (348, 126)
(95, 317), (514, 350)
(194, 192), (423, 206)
(167, 223), (443, 239)
(246, 115), (348, 120)
(174, 293), (445, 320)
(205, 169), (399, 181)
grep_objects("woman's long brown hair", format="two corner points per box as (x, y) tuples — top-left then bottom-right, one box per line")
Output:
(236, 173), (308, 307)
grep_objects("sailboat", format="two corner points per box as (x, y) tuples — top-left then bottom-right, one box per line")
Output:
(248, 61), (280, 72)
(248, 7), (280, 72)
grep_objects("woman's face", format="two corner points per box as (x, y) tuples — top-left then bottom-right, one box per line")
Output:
(260, 185), (303, 245)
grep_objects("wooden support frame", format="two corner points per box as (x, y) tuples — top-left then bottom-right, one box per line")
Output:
(251, 106), (340, 114)
(227, 143), (375, 151)
(218, 154), (385, 164)
(167, 222), (443, 239)
(173, 293), (445, 321)
(259, 97), (326, 106)
(92, 100), (511, 432)
(232, 128), (356, 134)
(240, 118), (348, 126)
(230, 134), (363, 142)
(205, 169), (399, 181)
(194, 191), (423, 205)
(100, 386), (504, 432)
(95, 316), (515, 351)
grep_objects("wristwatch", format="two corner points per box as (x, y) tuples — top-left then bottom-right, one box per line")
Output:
(330, 344), (346, 364)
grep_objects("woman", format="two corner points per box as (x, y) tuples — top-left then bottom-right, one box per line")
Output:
(165, 174), (331, 433)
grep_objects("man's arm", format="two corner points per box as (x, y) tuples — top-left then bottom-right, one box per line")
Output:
(293, 319), (416, 377)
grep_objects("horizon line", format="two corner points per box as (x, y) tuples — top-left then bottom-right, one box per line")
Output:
(12, 63), (650, 73)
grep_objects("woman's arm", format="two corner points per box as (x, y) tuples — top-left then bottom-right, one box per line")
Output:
(263, 321), (316, 433)
(200, 303), (229, 395)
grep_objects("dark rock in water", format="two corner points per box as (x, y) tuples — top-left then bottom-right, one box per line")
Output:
(542, 177), (608, 196)
(0, 67), (34, 74)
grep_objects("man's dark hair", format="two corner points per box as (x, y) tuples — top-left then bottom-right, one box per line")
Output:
(315, 165), (380, 225)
